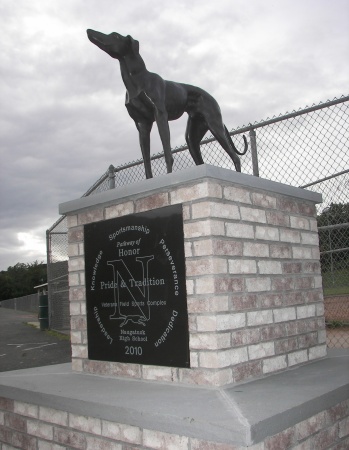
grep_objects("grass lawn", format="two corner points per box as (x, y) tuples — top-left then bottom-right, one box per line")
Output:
(322, 268), (349, 296)
(323, 286), (349, 296)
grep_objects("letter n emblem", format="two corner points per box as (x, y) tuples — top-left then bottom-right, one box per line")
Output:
(107, 256), (154, 326)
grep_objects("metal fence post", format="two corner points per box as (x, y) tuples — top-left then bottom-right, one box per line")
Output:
(46, 229), (52, 328)
(108, 164), (115, 189)
(249, 128), (259, 177)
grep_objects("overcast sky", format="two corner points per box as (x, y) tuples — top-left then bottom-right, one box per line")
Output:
(0, 0), (348, 271)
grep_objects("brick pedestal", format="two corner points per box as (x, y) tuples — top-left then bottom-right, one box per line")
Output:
(60, 164), (325, 387)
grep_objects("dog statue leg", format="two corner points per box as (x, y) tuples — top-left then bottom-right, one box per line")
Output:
(206, 117), (242, 172)
(154, 109), (174, 173)
(185, 116), (208, 165)
(136, 121), (153, 179)
(215, 129), (242, 172)
(216, 130), (242, 172)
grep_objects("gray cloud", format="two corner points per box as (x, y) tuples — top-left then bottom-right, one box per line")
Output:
(1, 0), (348, 270)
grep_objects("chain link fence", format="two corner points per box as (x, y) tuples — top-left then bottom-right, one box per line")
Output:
(47, 95), (349, 344)
(46, 217), (69, 330)
(316, 200), (348, 292)
(1, 293), (39, 314)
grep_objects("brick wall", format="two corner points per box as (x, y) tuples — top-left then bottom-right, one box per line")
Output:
(0, 396), (348, 449)
(66, 176), (326, 386)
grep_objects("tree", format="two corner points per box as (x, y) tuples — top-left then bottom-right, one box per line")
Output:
(317, 203), (349, 228)
(317, 203), (349, 271)
(0, 261), (47, 301)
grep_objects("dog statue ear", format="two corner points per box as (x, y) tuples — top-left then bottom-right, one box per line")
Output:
(127, 35), (139, 54)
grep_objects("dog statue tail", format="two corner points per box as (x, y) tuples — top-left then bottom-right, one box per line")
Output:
(224, 126), (248, 156)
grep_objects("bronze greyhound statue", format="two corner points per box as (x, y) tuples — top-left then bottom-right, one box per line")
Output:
(87, 29), (248, 179)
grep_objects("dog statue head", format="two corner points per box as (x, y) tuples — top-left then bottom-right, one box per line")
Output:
(87, 29), (139, 60)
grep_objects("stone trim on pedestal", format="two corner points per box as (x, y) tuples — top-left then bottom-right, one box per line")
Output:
(60, 165), (325, 387)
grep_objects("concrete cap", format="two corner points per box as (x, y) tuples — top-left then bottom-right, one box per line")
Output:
(59, 164), (322, 216)
(0, 349), (347, 446)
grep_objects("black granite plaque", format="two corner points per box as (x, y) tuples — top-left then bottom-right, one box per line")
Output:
(84, 204), (190, 368)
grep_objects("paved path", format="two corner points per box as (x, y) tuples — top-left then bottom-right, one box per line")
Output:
(0, 307), (71, 372)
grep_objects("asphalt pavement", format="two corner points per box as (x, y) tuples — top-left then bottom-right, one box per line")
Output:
(0, 307), (71, 372)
